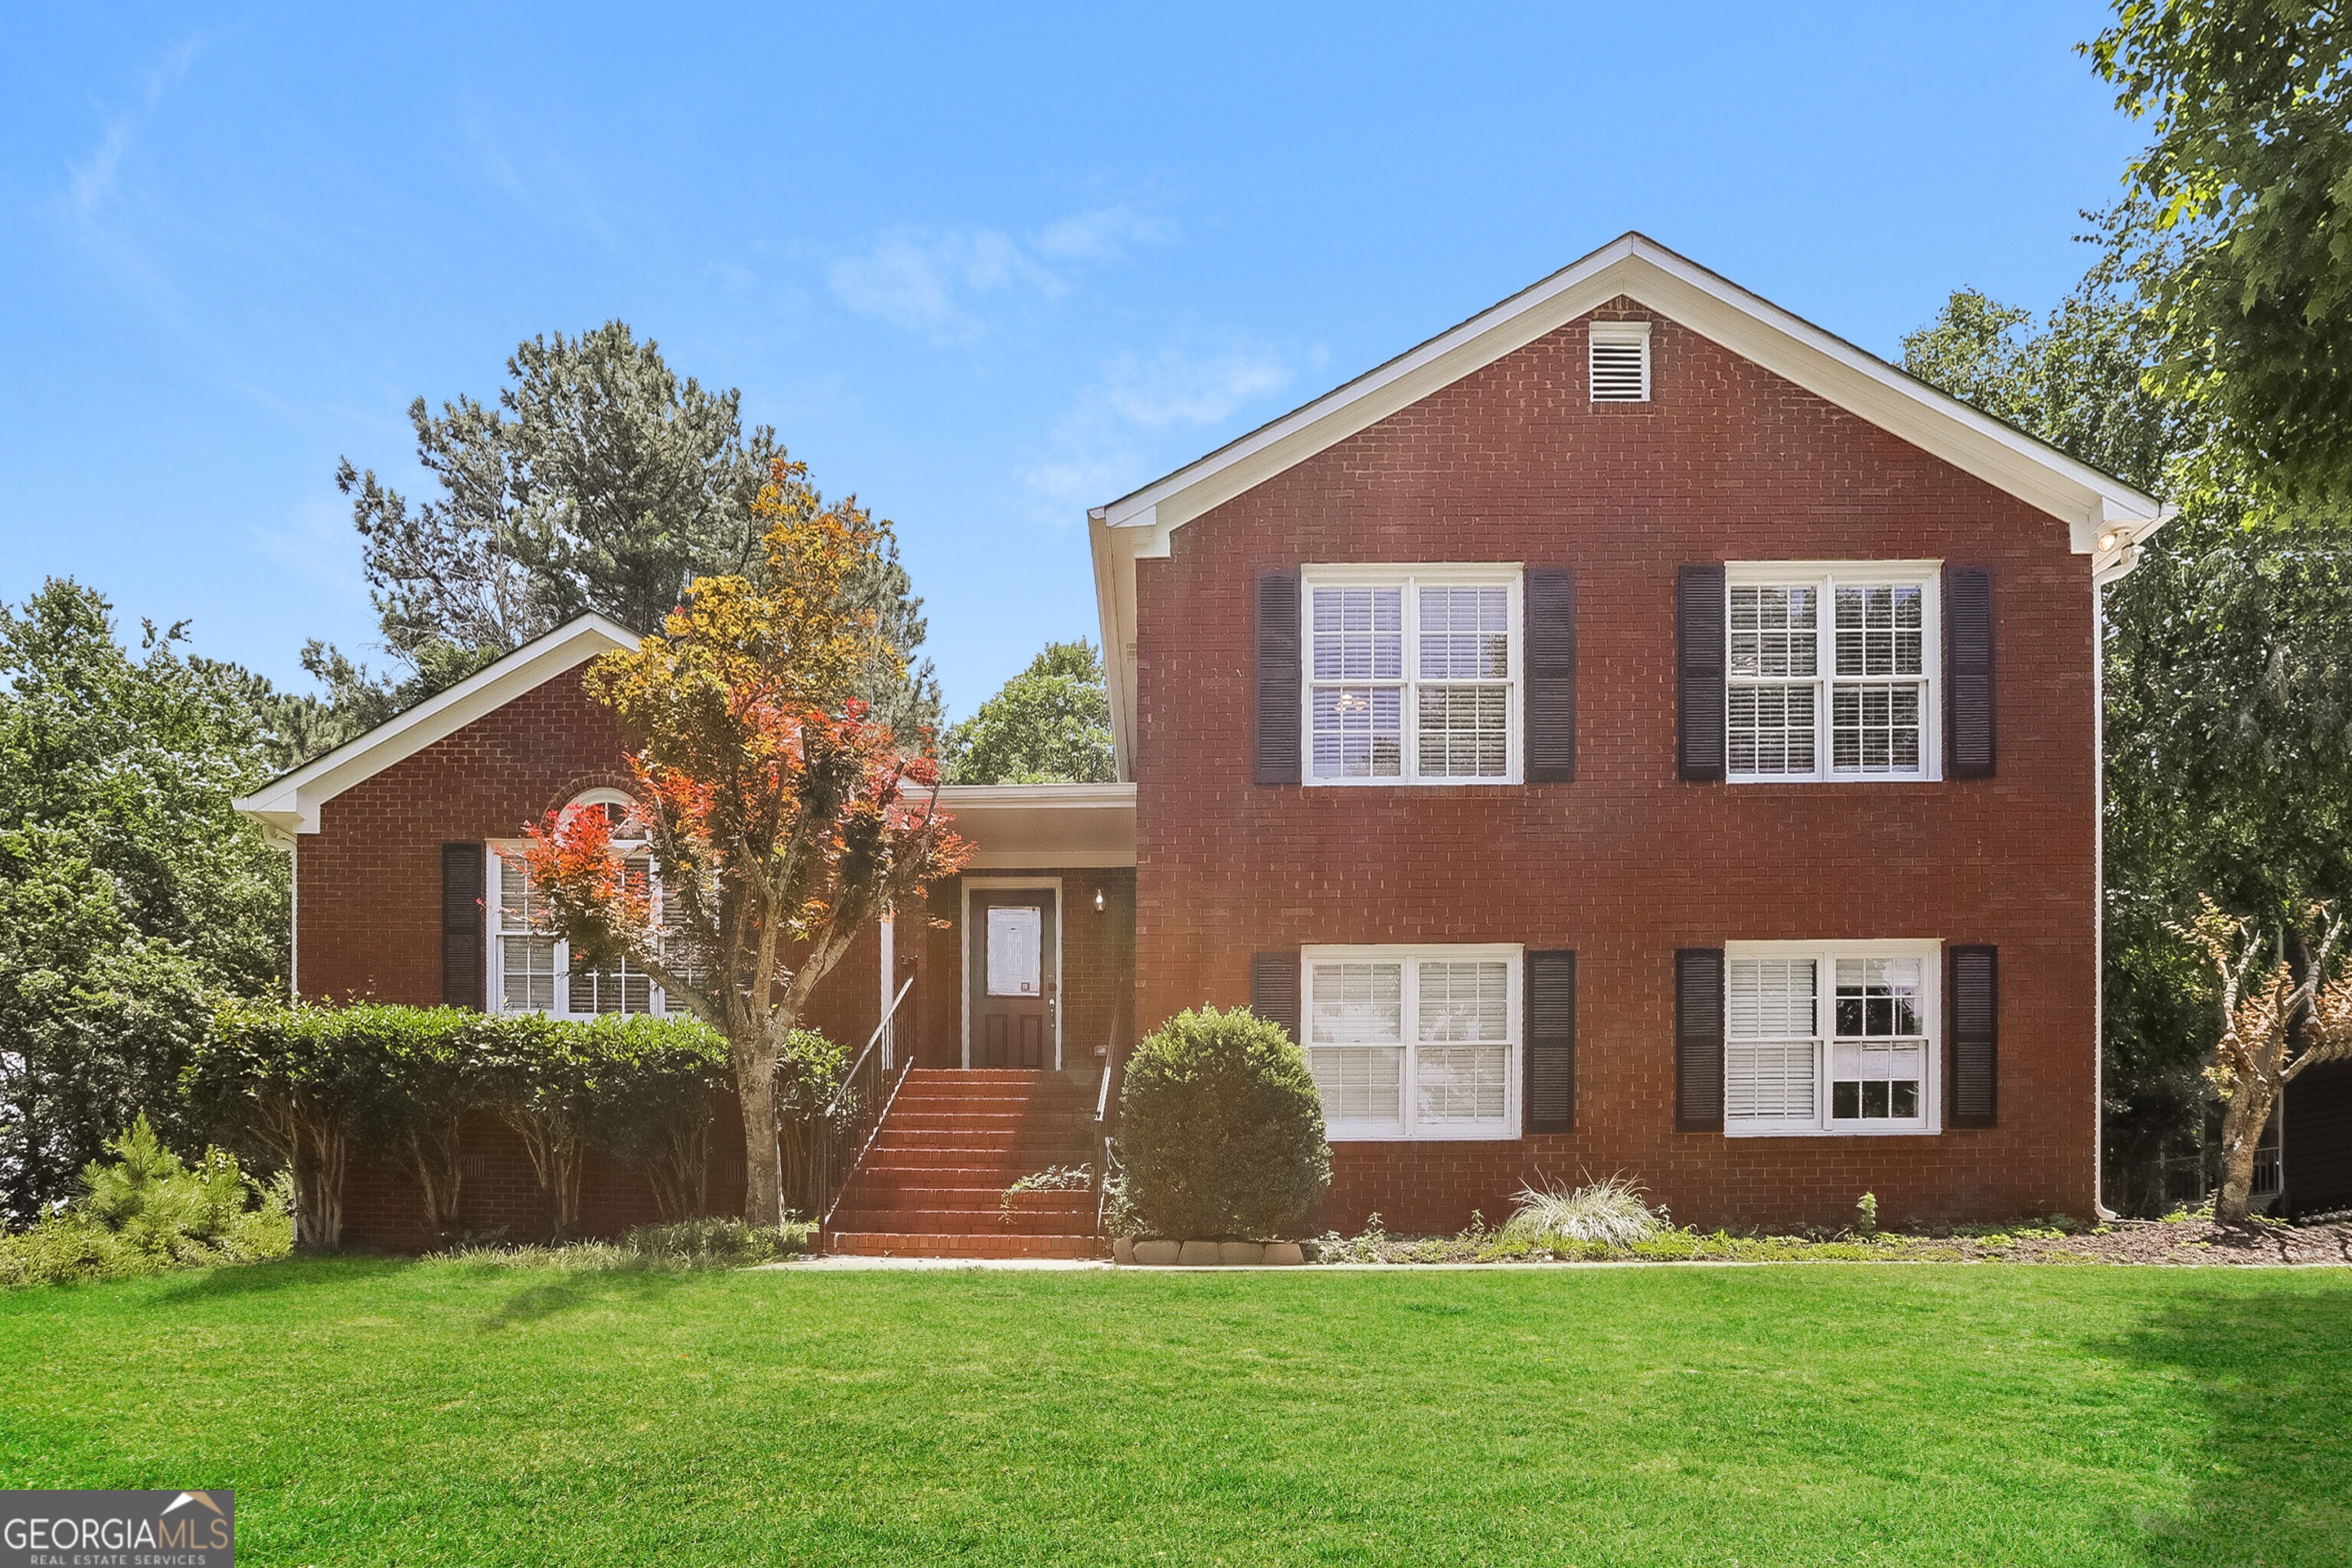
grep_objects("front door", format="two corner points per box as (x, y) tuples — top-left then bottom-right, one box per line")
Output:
(969, 890), (1057, 1069)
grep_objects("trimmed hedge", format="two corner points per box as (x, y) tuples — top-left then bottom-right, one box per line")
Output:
(189, 1004), (730, 1247)
(1116, 1006), (1330, 1241)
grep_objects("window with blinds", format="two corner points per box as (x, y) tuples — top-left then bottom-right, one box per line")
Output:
(1302, 567), (1521, 786)
(1724, 943), (1939, 1136)
(1726, 564), (1940, 782)
(1303, 946), (1521, 1139)
(489, 842), (675, 1019)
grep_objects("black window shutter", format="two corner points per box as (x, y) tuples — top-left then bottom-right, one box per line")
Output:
(1950, 945), (1998, 1128)
(1524, 950), (1576, 1132)
(1250, 951), (1301, 1042)
(442, 841), (486, 1011)
(1254, 570), (1302, 785)
(1674, 947), (1725, 1132)
(1946, 564), (1995, 778)
(1677, 565), (1726, 782)
(1525, 570), (1576, 782)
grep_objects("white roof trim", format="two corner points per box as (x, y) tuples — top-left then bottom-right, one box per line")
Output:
(1086, 232), (2174, 773)
(1097, 232), (2166, 550)
(234, 613), (642, 846)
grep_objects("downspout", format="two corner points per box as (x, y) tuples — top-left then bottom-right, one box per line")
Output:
(289, 835), (300, 1005)
(2092, 570), (2109, 1219)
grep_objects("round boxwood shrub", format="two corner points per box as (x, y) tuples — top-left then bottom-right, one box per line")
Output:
(1116, 1006), (1329, 1240)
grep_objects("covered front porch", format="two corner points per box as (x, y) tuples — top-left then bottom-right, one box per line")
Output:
(818, 782), (1138, 1256)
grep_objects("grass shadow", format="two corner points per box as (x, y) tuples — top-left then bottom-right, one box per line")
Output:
(148, 1252), (416, 1305)
(2103, 1275), (2352, 1566)
(466, 1261), (700, 1331)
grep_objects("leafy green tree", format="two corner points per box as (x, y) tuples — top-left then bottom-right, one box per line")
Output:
(945, 640), (1117, 784)
(1905, 253), (2352, 1211)
(209, 639), (498, 775)
(329, 322), (939, 755)
(2089, 3), (2352, 498)
(0, 582), (287, 1226)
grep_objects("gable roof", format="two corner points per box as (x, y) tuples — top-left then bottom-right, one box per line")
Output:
(234, 613), (641, 847)
(1086, 230), (2174, 776)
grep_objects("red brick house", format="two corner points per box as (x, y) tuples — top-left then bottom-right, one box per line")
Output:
(239, 234), (2178, 1253)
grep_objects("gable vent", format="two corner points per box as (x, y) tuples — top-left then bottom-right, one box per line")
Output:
(1589, 320), (1652, 402)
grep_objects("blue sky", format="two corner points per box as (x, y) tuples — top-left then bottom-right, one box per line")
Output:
(1, 4), (2145, 719)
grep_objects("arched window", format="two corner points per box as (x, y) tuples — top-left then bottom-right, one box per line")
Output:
(484, 792), (666, 1019)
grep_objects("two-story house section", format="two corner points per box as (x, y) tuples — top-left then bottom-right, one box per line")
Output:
(1089, 233), (2171, 1233)
(242, 234), (2174, 1253)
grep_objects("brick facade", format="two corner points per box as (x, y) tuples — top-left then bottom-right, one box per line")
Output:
(1130, 302), (2101, 1233)
(285, 286), (2112, 1246)
(291, 665), (1144, 1246)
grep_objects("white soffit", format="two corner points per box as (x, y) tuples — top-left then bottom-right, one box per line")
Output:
(234, 613), (642, 846)
(936, 782), (1136, 868)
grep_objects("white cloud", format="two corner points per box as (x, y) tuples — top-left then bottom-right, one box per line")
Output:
(827, 205), (1174, 338)
(65, 118), (135, 218)
(51, 33), (210, 322)
(1018, 341), (1303, 518)
(1031, 204), (1176, 262)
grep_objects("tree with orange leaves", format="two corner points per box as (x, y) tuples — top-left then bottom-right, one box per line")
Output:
(520, 458), (966, 1228)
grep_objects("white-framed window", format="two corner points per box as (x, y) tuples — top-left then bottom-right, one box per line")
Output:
(1301, 945), (1521, 1140)
(1302, 564), (1523, 786)
(486, 794), (678, 1018)
(1724, 941), (1940, 1137)
(1726, 562), (1941, 782)
(1589, 319), (1652, 402)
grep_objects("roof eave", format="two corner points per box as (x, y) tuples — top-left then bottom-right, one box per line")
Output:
(1098, 233), (2167, 554)
(232, 612), (643, 844)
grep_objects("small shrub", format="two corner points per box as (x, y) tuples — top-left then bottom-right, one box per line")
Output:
(1312, 1212), (1390, 1264)
(1855, 1191), (1878, 1236)
(1001, 1164), (1092, 1220)
(1099, 1170), (1144, 1239)
(1116, 1006), (1329, 1241)
(775, 1029), (858, 1216)
(0, 1119), (292, 1288)
(1501, 1175), (1667, 1250)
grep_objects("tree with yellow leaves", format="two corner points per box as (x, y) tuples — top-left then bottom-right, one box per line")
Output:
(521, 459), (966, 1228)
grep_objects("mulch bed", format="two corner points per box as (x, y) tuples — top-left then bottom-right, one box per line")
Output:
(1981, 1216), (2352, 1266)
(1303, 1215), (2352, 1266)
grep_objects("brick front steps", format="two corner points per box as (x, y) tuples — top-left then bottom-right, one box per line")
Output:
(825, 1070), (1102, 1259)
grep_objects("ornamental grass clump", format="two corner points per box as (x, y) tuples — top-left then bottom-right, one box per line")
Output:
(1501, 1175), (1667, 1251)
(1116, 1006), (1329, 1242)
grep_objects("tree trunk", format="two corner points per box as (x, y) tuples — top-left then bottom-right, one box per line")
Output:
(296, 1119), (347, 1250)
(735, 1034), (784, 1228)
(2213, 1079), (2275, 1224)
(399, 1119), (466, 1241)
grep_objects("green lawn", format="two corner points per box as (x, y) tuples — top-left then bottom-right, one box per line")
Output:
(2, 1259), (2347, 1566)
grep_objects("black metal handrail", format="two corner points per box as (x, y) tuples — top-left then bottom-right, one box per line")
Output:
(809, 975), (916, 1230)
